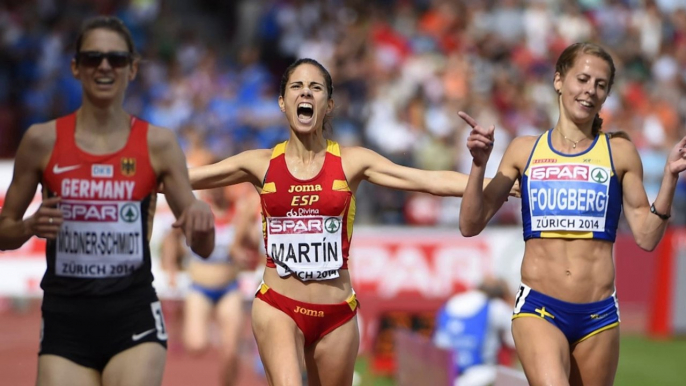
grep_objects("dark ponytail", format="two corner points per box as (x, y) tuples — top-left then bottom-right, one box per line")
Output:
(592, 114), (603, 136)
(607, 131), (631, 141)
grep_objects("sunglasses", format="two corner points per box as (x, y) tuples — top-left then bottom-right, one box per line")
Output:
(75, 51), (132, 68)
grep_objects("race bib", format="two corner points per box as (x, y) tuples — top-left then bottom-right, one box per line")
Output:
(55, 200), (144, 278)
(267, 216), (344, 281)
(528, 164), (611, 232)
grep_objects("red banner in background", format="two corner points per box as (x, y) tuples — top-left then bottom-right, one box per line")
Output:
(349, 231), (492, 299)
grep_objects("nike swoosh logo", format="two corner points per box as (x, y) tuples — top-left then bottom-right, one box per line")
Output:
(132, 328), (156, 341)
(53, 164), (81, 174)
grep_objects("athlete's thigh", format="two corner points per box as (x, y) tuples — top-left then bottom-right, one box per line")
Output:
(252, 297), (305, 386)
(570, 327), (619, 386)
(36, 355), (100, 386)
(304, 315), (359, 386)
(183, 291), (214, 352)
(512, 317), (571, 386)
(101, 342), (166, 386)
(215, 290), (244, 352)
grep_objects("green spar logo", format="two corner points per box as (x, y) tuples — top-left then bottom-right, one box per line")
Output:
(324, 217), (341, 233)
(591, 168), (609, 183)
(120, 203), (139, 223)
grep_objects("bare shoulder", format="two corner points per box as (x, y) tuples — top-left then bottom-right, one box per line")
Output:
(146, 124), (177, 151)
(608, 135), (640, 174)
(508, 135), (538, 151)
(340, 146), (376, 164)
(340, 145), (378, 176)
(608, 135), (636, 152)
(233, 148), (273, 179)
(504, 135), (538, 168)
(21, 120), (57, 152)
(18, 121), (57, 170)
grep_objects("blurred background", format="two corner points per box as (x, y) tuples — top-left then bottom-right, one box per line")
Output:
(1, 0), (686, 385)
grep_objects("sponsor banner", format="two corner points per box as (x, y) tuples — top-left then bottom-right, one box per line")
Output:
(349, 227), (524, 299)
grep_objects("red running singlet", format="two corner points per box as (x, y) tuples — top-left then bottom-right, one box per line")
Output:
(260, 140), (355, 281)
(41, 112), (158, 296)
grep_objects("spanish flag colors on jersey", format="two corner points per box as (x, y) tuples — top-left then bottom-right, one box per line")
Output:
(260, 140), (355, 281)
(521, 130), (622, 242)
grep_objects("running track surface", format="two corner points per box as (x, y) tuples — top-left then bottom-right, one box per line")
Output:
(0, 299), (268, 386)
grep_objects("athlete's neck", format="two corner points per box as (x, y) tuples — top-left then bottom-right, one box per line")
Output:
(76, 105), (130, 135)
(287, 133), (327, 161)
(554, 121), (593, 150)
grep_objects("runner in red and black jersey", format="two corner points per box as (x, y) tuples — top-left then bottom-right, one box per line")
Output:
(187, 58), (483, 386)
(0, 16), (214, 386)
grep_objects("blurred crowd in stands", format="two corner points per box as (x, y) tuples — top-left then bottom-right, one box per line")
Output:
(2, 0), (686, 225)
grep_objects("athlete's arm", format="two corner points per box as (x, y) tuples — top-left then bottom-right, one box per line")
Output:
(188, 149), (270, 191)
(341, 146), (473, 196)
(617, 136), (686, 251)
(148, 125), (215, 258)
(0, 123), (62, 250)
(459, 125), (529, 237)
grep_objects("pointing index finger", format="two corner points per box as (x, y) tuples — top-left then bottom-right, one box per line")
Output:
(458, 111), (478, 128)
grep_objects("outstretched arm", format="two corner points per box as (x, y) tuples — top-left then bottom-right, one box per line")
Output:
(619, 136), (686, 251)
(342, 147), (472, 196)
(188, 149), (270, 190)
(149, 125), (215, 258)
(0, 123), (62, 250)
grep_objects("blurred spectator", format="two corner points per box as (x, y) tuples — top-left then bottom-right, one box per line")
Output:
(433, 277), (515, 386)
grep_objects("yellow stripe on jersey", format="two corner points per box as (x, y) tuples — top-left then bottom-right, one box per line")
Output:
(332, 179), (350, 191)
(271, 141), (287, 159)
(541, 231), (593, 239)
(261, 182), (276, 194)
(327, 139), (341, 156)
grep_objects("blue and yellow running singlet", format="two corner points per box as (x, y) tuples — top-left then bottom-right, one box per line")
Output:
(521, 130), (622, 241)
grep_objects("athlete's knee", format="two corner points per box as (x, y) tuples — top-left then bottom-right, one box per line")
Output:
(523, 368), (570, 386)
(184, 338), (209, 356)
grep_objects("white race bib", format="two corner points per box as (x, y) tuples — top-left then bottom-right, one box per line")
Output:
(266, 216), (344, 281)
(528, 164), (611, 232)
(55, 200), (144, 278)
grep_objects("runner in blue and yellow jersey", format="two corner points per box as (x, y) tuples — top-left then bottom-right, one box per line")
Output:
(458, 42), (686, 386)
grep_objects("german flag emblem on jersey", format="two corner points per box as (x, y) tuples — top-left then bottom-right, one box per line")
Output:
(121, 157), (136, 177)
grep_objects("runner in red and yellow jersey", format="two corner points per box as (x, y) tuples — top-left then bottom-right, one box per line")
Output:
(188, 58), (480, 386)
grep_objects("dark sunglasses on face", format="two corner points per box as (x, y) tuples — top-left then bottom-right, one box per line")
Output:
(75, 51), (132, 68)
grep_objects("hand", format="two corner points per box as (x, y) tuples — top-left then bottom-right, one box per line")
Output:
(510, 179), (521, 198)
(172, 200), (215, 249)
(667, 136), (686, 176)
(28, 196), (63, 240)
(458, 111), (495, 167)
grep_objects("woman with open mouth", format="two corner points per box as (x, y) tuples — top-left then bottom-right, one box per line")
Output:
(185, 57), (494, 386)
